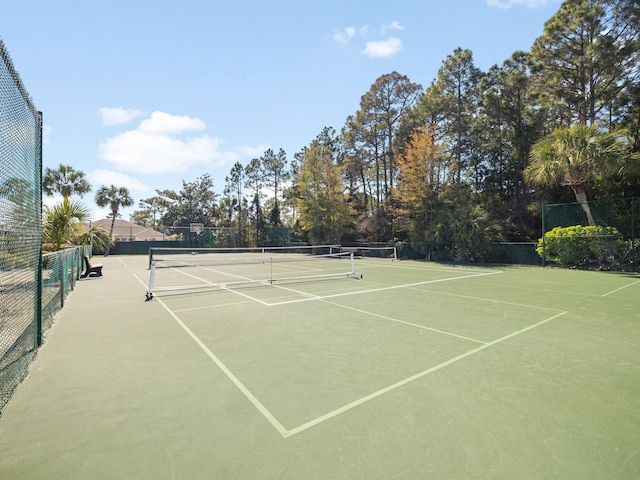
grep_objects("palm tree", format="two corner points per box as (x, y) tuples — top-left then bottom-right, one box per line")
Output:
(74, 223), (114, 254)
(43, 198), (90, 251)
(95, 185), (134, 255)
(524, 124), (639, 226)
(43, 164), (91, 199)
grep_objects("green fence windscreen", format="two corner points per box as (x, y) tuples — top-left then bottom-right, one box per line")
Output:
(0, 37), (43, 415)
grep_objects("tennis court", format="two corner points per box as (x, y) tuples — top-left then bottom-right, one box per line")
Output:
(0, 253), (639, 479)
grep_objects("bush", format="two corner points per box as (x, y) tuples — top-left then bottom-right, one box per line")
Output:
(537, 225), (625, 269)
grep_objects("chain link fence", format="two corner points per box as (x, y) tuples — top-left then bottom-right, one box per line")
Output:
(0, 37), (43, 415)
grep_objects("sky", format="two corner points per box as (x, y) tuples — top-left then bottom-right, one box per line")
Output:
(1, 0), (562, 221)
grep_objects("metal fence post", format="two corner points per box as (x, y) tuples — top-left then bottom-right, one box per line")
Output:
(541, 203), (546, 268)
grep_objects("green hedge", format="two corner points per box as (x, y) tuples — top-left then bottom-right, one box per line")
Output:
(537, 225), (625, 269)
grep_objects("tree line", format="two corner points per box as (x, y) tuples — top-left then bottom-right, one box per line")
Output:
(46, 0), (640, 259)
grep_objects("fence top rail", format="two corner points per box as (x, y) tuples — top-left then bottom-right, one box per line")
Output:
(543, 196), (640, 208)
(42, 246), (84, 260)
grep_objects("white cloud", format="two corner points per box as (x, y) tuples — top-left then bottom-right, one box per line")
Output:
(381, 21), (403, 34)
(333, 27), (356, 45)
(98, 107), (145, 126)
(333, 22), (404, 58)
(486, 0), (553, 8)
(98, 130), (223, 174)
(97, 110), (248, 175)
(137, 111), (206, 135)
(363, 37), (403, 58)
(88, 169), (150, 192)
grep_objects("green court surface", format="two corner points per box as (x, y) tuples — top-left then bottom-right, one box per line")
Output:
(0, 255), (639, 479)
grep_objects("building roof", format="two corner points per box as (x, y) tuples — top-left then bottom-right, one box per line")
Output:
(93, 219), (165, 241)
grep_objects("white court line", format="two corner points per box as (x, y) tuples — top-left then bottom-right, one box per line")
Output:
(285, 310), (568, 437)
(267, 270), (503, 306)
(357, 261), (493, 274)
(137, 271), (567, 438)
(173, 300), (254, 313)
(155, 296), (290, 437)
(220, 284), (272, 306)
(319, 301), (487, 345)
(601, 279), (640, 297)
(397, 286), (566, 312)
(133, 274), (148, 290)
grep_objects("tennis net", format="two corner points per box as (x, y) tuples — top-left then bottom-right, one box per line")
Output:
(340, 245), (397, 259)
(148, 244), (342, 268)
(146, 250), (360, 300)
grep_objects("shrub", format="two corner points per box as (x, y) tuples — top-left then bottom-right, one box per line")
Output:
(537, 225), (625, 269)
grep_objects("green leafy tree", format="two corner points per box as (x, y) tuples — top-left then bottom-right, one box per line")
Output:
(426, 186), (502, 262)
(131, 196), (165, 228)
(156, 174), (218, 228)
(294, 128), (355, 244)
(43, 164), (91, 199)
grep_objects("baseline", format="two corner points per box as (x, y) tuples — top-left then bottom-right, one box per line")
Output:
(601, 279), (640, 297)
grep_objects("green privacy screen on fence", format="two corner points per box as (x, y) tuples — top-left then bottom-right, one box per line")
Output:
(0, 37), (43, 415)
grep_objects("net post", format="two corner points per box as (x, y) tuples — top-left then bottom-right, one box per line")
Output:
(632, 198), (636, 273)
(35, 252), (43, 347)
(350, 252), (355, 274)
(146, 260), (157, 300)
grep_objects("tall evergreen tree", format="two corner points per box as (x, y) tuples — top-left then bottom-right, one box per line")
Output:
(417, 48), (483, 184)
(261, 148), (289, 226)
(359, 72), (422, 196)
(245, 157), (265, 246)
(530, 0), (640, 127)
